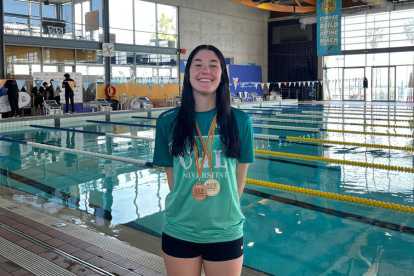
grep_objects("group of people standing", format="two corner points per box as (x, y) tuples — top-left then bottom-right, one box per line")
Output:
(3, 73), (75, 117)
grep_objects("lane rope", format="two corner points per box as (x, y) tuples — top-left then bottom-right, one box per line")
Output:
(302, 111), (414, 117)
(29, 125), (155, 141)
(253, 149), (414, 173)
(272, 112), (414, 122)
(254, 134), (414, 151)
(252, 123), (414, 138)
(0, 137), (153, 167)
(251, 117), (414, 129)
(245, 178), (414, 213)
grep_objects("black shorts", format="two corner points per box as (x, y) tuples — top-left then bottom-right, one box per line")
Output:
(34, 97), (44, 107)
(162, 233), (243, 262)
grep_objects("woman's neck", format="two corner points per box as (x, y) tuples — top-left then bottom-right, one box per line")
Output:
(194, 93), (216, 112)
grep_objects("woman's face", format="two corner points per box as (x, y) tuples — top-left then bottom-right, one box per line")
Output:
(189, 50), (222, 97)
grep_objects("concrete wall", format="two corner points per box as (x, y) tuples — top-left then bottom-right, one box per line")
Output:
(153, 0), (269, 82)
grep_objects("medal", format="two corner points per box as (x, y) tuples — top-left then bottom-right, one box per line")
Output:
(192, 182), (207, 201)
(193, 114), (218, 200)
(204, 177), (220, 196)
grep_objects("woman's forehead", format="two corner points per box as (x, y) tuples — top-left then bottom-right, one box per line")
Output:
(192, 50), (220, 62)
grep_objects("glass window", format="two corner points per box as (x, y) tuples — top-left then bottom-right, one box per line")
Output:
(76, 50), (104, 65)
(43, 48), (75, 64)
(159, 54), (178, 83)
(42, 3), (56, 19)
(4, 0), (29, 15)
(109, 0), (133, 44)
(323, 55), (344, 68)
(111, 52), (134, 65)
(345, 54), (365, 67)
(156, 4), (177, 48)
(5, 45), (41, 64)
(366, 53), (389, 66)
(390, 52), (414, 66)
(134, 0), (156, 45)
(366, 13), (390, 49)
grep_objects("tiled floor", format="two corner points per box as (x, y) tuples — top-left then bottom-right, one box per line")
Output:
(0, 207), (163, 276)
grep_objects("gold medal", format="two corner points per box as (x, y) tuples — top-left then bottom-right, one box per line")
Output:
(204, 178), (220, 196)
(192, 183), (207, 201)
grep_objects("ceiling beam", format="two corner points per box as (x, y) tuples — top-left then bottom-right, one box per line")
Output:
(301, 0), (316, 5)
(294, 0), (302, 6)
(226, 0), (316, 13)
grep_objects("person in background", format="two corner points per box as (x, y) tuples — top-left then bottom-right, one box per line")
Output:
(4, 73), (20, 118)
(31, 82), (46, 116)
(49, 79), (61, 105)
(62, 73), (75, 114)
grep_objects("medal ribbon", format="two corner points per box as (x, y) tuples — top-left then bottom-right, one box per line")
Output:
(194, 115), (217, 182)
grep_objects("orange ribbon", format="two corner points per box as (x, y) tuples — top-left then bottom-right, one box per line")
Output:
(194, 114), (217, 181)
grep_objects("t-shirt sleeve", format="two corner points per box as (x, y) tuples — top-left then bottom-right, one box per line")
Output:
(238, 116), (255, 163)
(153, 117), (173, 167)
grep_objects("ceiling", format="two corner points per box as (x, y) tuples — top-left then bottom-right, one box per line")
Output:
(226, 0), (414, 18)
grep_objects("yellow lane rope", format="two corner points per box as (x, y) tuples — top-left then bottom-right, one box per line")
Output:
(253, 123), (414, 138)
(151, 165), (414, 212)
(245, 178), (414, 213)
(253, 149), (414, 173)
(284, 136), (414, 151)
(274, 113), (414, 122)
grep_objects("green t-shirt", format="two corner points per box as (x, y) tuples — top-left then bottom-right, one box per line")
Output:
(153, 107), (255, 243)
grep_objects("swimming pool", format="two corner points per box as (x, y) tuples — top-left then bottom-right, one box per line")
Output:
(1, 102), (414, 275)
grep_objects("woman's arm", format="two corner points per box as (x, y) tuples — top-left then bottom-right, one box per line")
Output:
(165, 167), (174, 191)
(236, 163), (249, 198)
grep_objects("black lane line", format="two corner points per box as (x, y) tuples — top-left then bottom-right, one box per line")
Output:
(0, 168), (73, 200)
(243, 188), (414, 236)
(255, 156), (340, 171)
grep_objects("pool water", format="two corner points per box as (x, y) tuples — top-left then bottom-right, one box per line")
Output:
(1, 104), (414, 275)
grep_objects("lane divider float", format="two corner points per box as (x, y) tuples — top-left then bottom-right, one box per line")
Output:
(251, 117), (414, 129)
(245, 178), (414, 213)
(253, 149), (414, 173)
(252, 123), (414, 138)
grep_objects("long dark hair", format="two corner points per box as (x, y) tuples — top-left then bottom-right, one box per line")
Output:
(170, 45), (241, 159)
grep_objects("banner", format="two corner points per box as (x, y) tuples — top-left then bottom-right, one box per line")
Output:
(0, 80), (5, 89)
(68, 81), (76, 91)
(83, 82), (90, 91)
(317, 0), (342, 56)
(16, 79), (25, 91)
(228, 65), (264, 98)
(0, 92), (31, 113)
(34, 73), (82, 103)
(148, 83), (153, 91)
(51, 80), (61, 91)
(35, 80), (43, 90)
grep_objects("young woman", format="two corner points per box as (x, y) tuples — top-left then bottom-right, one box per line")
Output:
(153, 45), (254, 276)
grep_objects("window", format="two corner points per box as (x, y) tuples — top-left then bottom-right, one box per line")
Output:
(108, 0), (178, 47)
(109, 0), (133, 44)
(156, 4), (177, 48)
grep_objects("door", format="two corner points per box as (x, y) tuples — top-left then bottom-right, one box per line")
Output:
(371, 66), (396, 101)
(343, 68), (365, 101)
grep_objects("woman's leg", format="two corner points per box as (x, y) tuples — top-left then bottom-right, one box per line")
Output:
(70, 93), (75, 113)
(163, 252), (202, 276)
(65, 93), (70, 113)
(203, 256), (243, 276)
